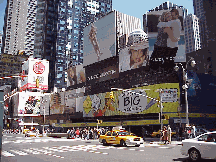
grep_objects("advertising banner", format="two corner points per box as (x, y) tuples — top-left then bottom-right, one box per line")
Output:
(40, 94), (50, 116)
(119, 29), (149, 73)
(146, 8), (186, 63)
(29, 59), (49, 90)
(21, 58), (49, 91)
(67, 66), (77, 86)
(83, 11), (116, 66)
(160, 89), (178, 102)
(83, 83), (180, 117)
(17, 92), (43, 116)
(50, 92), (65, 115)
(76, 65), (86, 84)
(85, 57), (119, 83)
(65, 90), (76, 114)
(67, 64), (86, 87)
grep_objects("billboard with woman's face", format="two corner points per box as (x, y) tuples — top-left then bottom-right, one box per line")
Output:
(83, 83), (180, 117)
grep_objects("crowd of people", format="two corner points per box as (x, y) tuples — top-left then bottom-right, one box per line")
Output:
(67, 127), (108, 140)
(3, 128), (21, 134)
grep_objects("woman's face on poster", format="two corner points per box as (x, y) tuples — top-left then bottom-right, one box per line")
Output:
(164, 12), (172, 22)
(131, 49), (145, 63)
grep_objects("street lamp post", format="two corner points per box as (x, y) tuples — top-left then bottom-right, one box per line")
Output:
(174, 57), (196, 125)
(42, 97), (47, 136)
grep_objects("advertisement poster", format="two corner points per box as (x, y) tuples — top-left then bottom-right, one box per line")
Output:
(83, 11), (116, 66)
(21, 58), (49, 91)
(76, 65), (86, 84)
(67, 66), (77, 86)
(40, 94), (50, 116)
(145, 8), (186, 63)
(119, 29), (149, 73)
(50, 92), (65, 115)
(83, 83), (180, 117)
(65, 90), (76, 114)
(18, 92), (42, 116)
(85, 57), (119, 83)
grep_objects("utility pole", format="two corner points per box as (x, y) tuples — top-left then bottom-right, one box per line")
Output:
(160, 89), (163, 131)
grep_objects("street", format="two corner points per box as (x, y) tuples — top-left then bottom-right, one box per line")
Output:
(1, 133), (215, 162)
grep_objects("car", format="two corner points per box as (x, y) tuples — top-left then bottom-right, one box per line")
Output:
(151, 130), (176, 138)
(25, 130), (37, 137)
(99, 129), (144, 147)
(181, 131), (216, 161)
(195, 128), (209, 137)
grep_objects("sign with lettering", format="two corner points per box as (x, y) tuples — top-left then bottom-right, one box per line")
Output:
(118, 89), (147, 113)
(160, 89), (178, 102)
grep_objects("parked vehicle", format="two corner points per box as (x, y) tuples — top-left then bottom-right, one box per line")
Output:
(181, 131), (216, 161)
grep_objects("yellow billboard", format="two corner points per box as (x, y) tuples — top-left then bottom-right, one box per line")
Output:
(83, 83), (180, 117)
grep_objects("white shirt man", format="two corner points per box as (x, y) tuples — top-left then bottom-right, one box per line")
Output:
(157, 19), (181, 48)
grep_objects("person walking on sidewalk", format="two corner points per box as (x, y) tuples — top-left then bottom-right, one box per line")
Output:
(167, 125), (172, 144)
(142, 127), (146, 141)
(162, 126), (168, 144)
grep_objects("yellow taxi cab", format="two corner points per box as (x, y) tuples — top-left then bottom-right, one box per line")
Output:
(99, 129), (144, 147)
(151, 130), (176, 138)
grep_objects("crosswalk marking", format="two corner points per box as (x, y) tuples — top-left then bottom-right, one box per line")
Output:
(10, 150), (28, 156)
(2, 151), (15, 157)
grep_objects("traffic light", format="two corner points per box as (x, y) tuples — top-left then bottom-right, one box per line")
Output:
(36, 78), (39, 88)
(162, 115), (170, 120)
(97, 119), (103, 124)
(110, 91), (114, 99)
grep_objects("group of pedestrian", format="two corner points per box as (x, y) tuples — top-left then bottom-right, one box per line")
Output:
(3, 128), (21, 134)
(67, 127), (107, 140)
(161, 125), (172, 144)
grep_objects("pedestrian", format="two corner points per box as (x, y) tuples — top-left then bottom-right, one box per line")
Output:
(75, 128), (80, 138)
(93, 127), (97, 140)
(179, 127), (183, 141)
(192, 124), (196, 138)
(142, 127), (146, 141)
(167, 125), (172, 144)
(162, 126), (168, 144)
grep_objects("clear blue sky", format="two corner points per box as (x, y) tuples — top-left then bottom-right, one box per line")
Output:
(0, 0), (194, 32)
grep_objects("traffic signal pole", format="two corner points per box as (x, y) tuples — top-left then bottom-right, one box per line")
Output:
(160, 89), (163, 131)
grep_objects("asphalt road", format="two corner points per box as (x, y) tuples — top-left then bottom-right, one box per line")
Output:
(1, 133), (215, 162)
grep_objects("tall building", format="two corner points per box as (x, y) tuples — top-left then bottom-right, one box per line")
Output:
(56, 0), (112, 89)
(193, 0), (216, 75)
(1, 0), (37, 55)
(184, 14), (201, 54)
(0, 31), (2, 55)
(33, 0), (59, 92)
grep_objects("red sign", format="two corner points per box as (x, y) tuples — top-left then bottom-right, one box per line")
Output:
(33, 62), (45, 74)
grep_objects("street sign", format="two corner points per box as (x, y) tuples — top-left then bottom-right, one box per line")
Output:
(174, 119), (187, 123)
(160, 89), (178, 102)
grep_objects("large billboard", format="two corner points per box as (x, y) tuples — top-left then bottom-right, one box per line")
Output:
(146, 9), (186, 62)
(17, 92), (43, 116)
(50, 88), (85, 115)
(83, 83), (180, 117)
(119, 31), (150, 73)
(50, 92), (65, 115)
(85, 56), (119, 83)
(67, 65), (86, 87)
(83, 11), (116, 66)
(21, 58), (49, 91)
